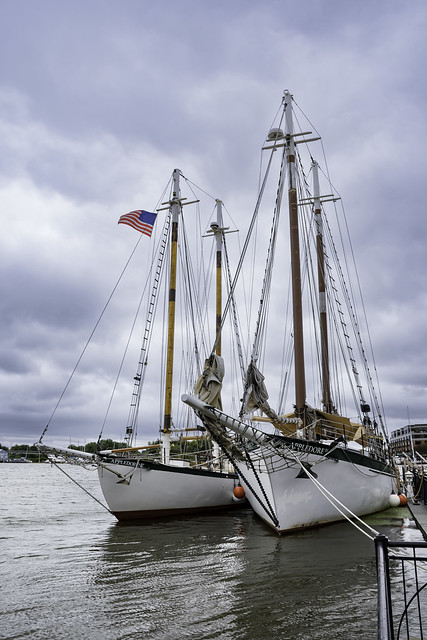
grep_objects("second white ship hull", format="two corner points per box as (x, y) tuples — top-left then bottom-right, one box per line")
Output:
(97, 456), (242, 521)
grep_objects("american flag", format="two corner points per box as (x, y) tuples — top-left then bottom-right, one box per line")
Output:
(118, 210), (157, 236)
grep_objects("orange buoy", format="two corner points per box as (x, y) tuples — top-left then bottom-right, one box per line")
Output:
(233, 485), (245, 500)
(398, 494), (408, 507)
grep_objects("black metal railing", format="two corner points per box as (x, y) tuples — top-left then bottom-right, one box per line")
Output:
(375, 534), (427, 639)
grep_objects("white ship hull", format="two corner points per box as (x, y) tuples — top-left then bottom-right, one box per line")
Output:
(97, 457), (241, 521)
(180, 396), (396, 534)
(233, 442), (394, 533)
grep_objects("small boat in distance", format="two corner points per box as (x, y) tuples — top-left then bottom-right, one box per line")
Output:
(38, 169), (244, 520)
(183, 91), (396, 534)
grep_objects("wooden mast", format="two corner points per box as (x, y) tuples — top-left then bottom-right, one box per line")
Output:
(213, 199), (223, 463)
(162, 169), (181, 464)
(312, 160), (333, 413)
(284, 90), (306, 421)
(207, 198), (235, 357)
(214, 199), (223, 357)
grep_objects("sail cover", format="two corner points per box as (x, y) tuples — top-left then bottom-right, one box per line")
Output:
(194, 354), (225, 410)
(240, 360), (270, 416)
(241, 360), (300, 427)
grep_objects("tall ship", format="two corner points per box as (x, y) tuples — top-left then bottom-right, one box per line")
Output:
(39, 169), (244, 520)
(183, 91), (396, 534)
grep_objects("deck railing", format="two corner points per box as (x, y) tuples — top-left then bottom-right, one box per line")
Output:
(413, 471), (427, 506)
(375, 534), (427, 639)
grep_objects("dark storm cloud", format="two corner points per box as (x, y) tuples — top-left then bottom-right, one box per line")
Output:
(1, 0), (427, 447)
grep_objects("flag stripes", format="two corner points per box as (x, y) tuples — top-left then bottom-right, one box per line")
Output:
(118, 210), (157, 236)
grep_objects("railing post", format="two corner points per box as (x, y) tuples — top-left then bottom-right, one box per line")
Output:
(375, 534), (394, 640)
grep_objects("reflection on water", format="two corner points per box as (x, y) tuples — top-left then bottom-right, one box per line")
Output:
(94, 517), (374, 640)
(1, 464), (423, 640)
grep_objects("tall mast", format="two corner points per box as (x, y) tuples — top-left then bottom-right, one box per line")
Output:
(214, 199), (223, 356)
(284, 90), (306, 419)
(207, 199), (236, 357)
(211, 199), (224, 464)
(163, 168), (181, 463)
(312, 160), (333, 413)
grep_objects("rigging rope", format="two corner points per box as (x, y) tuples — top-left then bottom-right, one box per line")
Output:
(39, 175), (174, 445)
(209, 149), (276, 357)
(255, 430), (383, 539)
(223, 235), (246, 384)
(39, 238), (145, 443)
(250, 147), (287, 364)
(112, 212), (172, 446)
(49, 461), (111, 513)
(258, 436), (382, 540)
(289, 98), (387, 436)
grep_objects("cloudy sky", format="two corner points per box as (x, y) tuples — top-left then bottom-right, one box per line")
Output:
(1, 0), (427, 448)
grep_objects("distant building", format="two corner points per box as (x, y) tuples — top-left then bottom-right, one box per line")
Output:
(390, 423), (427, 456)
(0, 449), (8, 462)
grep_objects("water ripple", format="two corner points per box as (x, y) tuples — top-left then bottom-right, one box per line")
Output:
(1, 464), (422, 639)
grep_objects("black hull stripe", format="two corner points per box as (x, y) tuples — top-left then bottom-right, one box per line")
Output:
(268, 435), (394, 475)
(101, 456), (238, 479)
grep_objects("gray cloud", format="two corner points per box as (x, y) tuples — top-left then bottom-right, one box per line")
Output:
(1, 0), (427, 448)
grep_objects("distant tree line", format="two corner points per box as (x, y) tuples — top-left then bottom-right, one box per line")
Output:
(1, 435), (216, 463)
(0, 443), (45, 461)
(0, 440), (127, 461)
(69, 439), (126, 453)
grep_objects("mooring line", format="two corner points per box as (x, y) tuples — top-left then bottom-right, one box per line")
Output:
(266, 437), (381, 540)
(50, 461), (111, 513)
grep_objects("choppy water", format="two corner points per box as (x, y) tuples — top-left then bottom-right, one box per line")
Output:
(0, 463), (423, 640)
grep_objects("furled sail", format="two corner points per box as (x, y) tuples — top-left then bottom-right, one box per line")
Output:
(194, 354), (225, 410)
(240, 360), (269, 416)
(240, 360), (300, 427)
